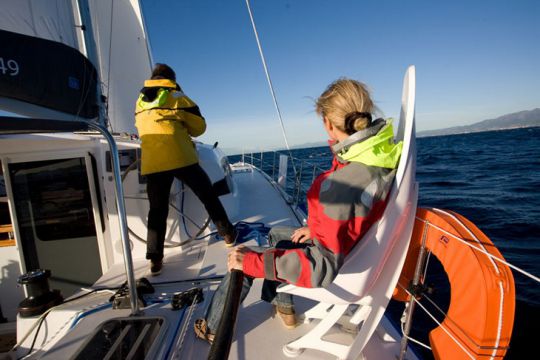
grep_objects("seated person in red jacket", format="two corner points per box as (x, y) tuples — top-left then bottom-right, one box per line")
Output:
(194, 78), (402, 342)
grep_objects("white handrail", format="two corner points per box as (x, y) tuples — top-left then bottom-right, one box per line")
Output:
(235, 150), (326, 207)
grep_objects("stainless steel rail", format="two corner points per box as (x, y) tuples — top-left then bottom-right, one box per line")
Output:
(0, 117), (141, 316)
(239, 150), (327, 207)
(87, 122), (140, 315)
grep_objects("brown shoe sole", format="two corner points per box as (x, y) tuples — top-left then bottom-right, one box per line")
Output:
(273, 306), (298, 329)
(194, 319), (215, 345)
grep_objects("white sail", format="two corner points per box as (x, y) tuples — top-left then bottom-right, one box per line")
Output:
(0, 0), (153, 130)
(88, 0), (153, 133)
(0, 0), (81, 49)
(0, 0), (97, 119)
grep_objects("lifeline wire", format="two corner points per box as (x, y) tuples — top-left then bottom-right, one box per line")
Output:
(244, 0), (297, 175)
(411, 289), (476, 360)
(415, 216), (540, 284)
(400, 320), (432, 350)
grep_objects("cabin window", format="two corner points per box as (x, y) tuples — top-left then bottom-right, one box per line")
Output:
(9, 158), (96, 242)
(105, 149), (146, 184)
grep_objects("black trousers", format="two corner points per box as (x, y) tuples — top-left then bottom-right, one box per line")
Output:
(145, 163), (233, 261)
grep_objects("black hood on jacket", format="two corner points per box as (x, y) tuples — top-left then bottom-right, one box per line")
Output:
(140, 84), (180, 102)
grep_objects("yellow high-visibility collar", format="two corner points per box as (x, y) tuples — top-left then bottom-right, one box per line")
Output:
(143, 79), (176, 88)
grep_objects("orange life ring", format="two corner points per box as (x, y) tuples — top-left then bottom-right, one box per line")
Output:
(393, 208), (515, 359)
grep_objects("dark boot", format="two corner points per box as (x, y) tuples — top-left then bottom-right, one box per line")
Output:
(150, 260), (163, 276)
(223, 229), (238, 247)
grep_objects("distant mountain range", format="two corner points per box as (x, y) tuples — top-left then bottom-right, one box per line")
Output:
(417, 108), (540, 137)
(232, 108), (540, 154)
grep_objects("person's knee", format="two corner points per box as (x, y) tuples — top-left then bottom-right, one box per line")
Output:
(269, 226), (297, 246)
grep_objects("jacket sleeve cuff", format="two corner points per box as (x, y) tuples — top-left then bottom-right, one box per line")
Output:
(242, 252), (265, 278)
(263, 249), (279, 281)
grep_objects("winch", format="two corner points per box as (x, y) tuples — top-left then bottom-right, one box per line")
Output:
(17, 269), (63, 317)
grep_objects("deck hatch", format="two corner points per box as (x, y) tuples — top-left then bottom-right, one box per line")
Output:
(71, 317), (164, 360)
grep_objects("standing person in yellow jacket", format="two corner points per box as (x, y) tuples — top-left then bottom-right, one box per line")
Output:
(135, 63), (236, 275)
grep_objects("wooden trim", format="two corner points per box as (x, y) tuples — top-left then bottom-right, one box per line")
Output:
(0, 239), (15, 247)
(0, 225), (15, 246)
(0, 224), (13, 233)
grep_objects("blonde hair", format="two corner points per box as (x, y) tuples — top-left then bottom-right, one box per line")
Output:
(315, 78), (376, 134)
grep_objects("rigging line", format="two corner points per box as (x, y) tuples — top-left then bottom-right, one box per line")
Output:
(398, 283), (508, 351)
(420, 288), (505, 352)
(400, 321), (432, 350)
(106, 0), (115, 131)
(420, 287), (483, 347)
(74, 57), (92, 122)
(74, 1), (102, 126)
(73, 2), (87, 122)
(244, 0), (297, 175)
(10, 288), (117, 355)
(431, 208), (505, 359)
(403, 286), (476, 360)
(415, 216), (540, 284)
(85, 0), (108, 127)
(433, 208), (499, 274)
(171, 294), (200, 359)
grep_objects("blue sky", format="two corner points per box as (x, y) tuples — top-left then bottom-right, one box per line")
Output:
(141, 0), (540, 152)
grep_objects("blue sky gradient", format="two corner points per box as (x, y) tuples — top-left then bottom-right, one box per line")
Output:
(141, 0), (540, 151)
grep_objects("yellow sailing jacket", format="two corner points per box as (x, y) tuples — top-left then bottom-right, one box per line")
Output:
(134, 79), (206, 175)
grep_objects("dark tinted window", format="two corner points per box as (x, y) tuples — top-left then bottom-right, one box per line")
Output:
(9, 158), (95, 241)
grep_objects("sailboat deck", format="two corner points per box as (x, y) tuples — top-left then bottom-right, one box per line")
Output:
(39, 281), (414, 359)
(27, 166), (416, 360)
(94, 165), (302, 288)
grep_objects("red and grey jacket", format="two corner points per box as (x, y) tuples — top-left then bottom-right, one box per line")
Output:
(243, 121), (403, 288)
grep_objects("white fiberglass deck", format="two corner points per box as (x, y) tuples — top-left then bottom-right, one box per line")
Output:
(18, 165), (417, 360)
(95, 165), (302, 287)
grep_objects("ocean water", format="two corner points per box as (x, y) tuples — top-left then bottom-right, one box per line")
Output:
(229, 126), (539, 359)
